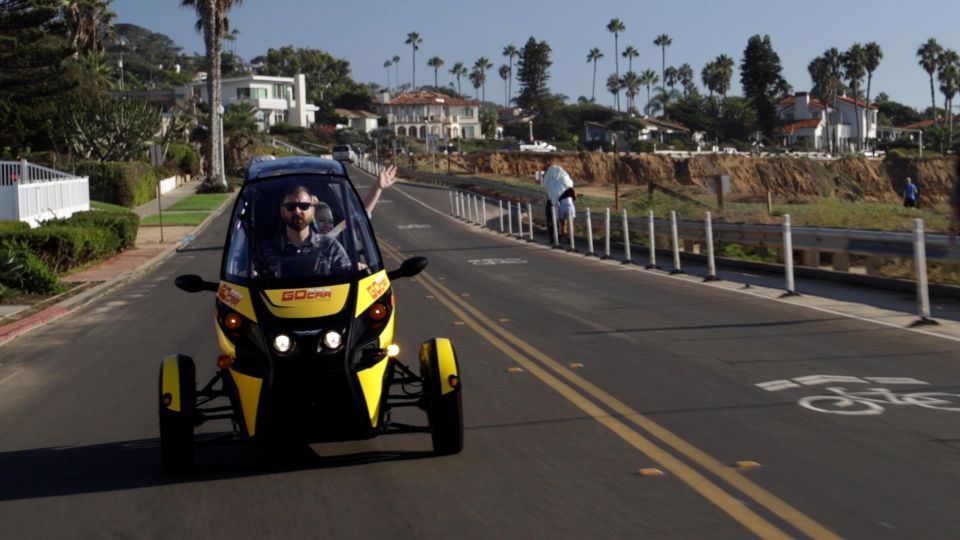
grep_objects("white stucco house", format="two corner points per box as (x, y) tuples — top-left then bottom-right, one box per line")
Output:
(179, 73), (319, 131)
(381, 91), (483, 140)
(777, 92), (878, 151)
(335, 108), (380, 134)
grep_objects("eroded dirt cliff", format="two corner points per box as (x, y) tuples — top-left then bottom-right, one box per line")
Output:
(432, 152), (957, 204)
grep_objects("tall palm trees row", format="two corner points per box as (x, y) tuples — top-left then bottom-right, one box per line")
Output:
(383, 33), (521, 107)
(917, 37), (960, 145)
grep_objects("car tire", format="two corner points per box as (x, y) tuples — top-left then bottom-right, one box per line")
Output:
(419, 338), (463, 455)
(159, 354), (196, 473)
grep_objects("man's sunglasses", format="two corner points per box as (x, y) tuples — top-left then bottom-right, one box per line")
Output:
(282, 202), (313, 212)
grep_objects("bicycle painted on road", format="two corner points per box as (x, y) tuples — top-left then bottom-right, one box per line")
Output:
(799, 387), (960, 416)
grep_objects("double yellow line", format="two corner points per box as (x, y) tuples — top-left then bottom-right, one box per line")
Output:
(380, 241), (840, 540)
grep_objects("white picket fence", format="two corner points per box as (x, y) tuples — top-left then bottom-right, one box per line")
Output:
(0, 160), (89, 227)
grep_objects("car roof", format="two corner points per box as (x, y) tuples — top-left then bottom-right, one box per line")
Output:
(244, 156), (348, 183)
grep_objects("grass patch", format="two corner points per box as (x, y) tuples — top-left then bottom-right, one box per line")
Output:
(163, 193), (229, 212)
(90, 200), (130, 212)
(140, 212), (209, 226)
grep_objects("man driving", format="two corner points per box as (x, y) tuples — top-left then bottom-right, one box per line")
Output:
(261, 185), (352, 277)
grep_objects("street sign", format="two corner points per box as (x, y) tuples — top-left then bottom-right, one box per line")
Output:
(426, 134), (439, 154)
(149, 144), (163, 167)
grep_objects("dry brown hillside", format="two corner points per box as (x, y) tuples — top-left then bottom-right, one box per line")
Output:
(431, 152), (958, 204)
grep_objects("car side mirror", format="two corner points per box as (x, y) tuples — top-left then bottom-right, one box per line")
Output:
(387, 257), (428, 281)
(175, 274), (218, 293)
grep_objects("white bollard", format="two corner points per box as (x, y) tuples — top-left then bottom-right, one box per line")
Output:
(551, 203), (560, 248)
(517, 201), (524, 238)
(567, 212), (576, 251)
(507, 201), (514, 236)
(913, 218), (936, 325)
(498, 200), (504, 232)
(456, 192), (462, 218)
(621, 209), (633, 264)
(472, 195), (479, 225)
(602, 208), (612, 259)
(646, 210), (658, 269)
(704, 211), (719, 281)
(783, 214), (797, 295)
(482, 197), (487, 228)
(670, 210), (683, 274)
(527, 202), (534, 241)
(467, 194), (474, 223)
(585, 208), (595, 256)
(449, 191), (455, 216)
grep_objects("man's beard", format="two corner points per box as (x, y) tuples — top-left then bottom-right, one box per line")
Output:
(285, 215), (309, 232)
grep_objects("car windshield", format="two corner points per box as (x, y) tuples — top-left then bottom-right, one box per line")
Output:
(222, 174), (382, 287)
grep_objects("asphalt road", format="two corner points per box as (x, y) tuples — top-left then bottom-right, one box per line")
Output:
(1, 164), (960, 539)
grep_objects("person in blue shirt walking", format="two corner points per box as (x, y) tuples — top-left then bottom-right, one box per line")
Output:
(903, 177), (918, 208)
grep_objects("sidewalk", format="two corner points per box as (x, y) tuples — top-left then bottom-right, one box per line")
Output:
(0, 180), (233, 345)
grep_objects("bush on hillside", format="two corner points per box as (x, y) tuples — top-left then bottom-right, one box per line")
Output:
(60, 209), (139, 250)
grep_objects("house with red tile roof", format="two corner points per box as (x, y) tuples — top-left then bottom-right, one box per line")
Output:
(776, 92), (878, 152)
(381, 91), (483, 140)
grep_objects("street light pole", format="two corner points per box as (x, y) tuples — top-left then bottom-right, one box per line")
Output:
(218, 104), (227, 188)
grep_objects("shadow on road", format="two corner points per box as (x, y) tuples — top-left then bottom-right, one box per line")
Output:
(0, 436), (434, 501)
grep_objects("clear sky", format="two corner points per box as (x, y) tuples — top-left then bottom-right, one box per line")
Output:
(112, 0), (960, 111)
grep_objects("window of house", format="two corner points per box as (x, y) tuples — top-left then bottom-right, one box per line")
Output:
(238, 87), (267, 99)
(273, 84), (289, 100)
(462, 107), (473, 118)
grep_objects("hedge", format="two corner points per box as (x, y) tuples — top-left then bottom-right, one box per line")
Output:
(79, 160), (158, 207)
(61, 209), (139, 250)
(0, 225), (117, 273)
(167, 143), (200, 176)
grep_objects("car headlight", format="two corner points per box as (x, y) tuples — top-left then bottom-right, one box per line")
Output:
(273, 333), (293, 353)
(322, 330), (343, 350)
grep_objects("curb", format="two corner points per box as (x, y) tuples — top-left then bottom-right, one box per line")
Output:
(0, 193), (236, 348)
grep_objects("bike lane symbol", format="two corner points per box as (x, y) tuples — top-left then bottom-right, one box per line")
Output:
(755, 376), (960, 416)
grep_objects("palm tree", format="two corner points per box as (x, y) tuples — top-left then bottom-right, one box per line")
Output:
(586, 47), (604, 102)
(606, 18), (626, 111)
(863, 42), (882, 147)
(622, 45), (639, 72)
(474, 57), (493, 102)
(180, 0), (245, 188)
(842, 43), (866, 149)
(502, 44), (519, 105)
(713, 54), (735, 101)
(918, 38), (943, 120)
(498, 64), (511, 107)
(653, 33), (672, 101)
(405, 32), (423, 89)
(449, 62), (467, 96)
(392, 54), (400, 92)
(622, 70), (641, 113)
(427, 56), (444, 88)
(383, 59), (392, 90)
(61, 0), (116, 57)
(938, 49), (960, 145)
(639, 69), (659, 113)
(606, 73), (622, 108)
(809, 48), (844, 153)
(678, 63), (695, 96)
(701, 60), (718, 97)
(469, 68), (483, 101)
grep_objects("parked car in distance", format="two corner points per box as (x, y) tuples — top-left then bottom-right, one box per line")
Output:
(721, 147), (738, 155)
(332, 144), (357, 163)
(519, 140), (558, 152)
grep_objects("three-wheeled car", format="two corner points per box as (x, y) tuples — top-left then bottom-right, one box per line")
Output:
(159, 157), (462, 472)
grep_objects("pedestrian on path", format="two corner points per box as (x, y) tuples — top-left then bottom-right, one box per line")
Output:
(903, 177), (918, 208)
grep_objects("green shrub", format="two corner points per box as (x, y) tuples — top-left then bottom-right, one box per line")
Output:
(61, 209), (139, 250)
(0, 221), (30, 234)
(1, 225), (116, 273)
(0, 243), (64, 294)
(78, 161), (158, 207)
(166, 143), (201, 176)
